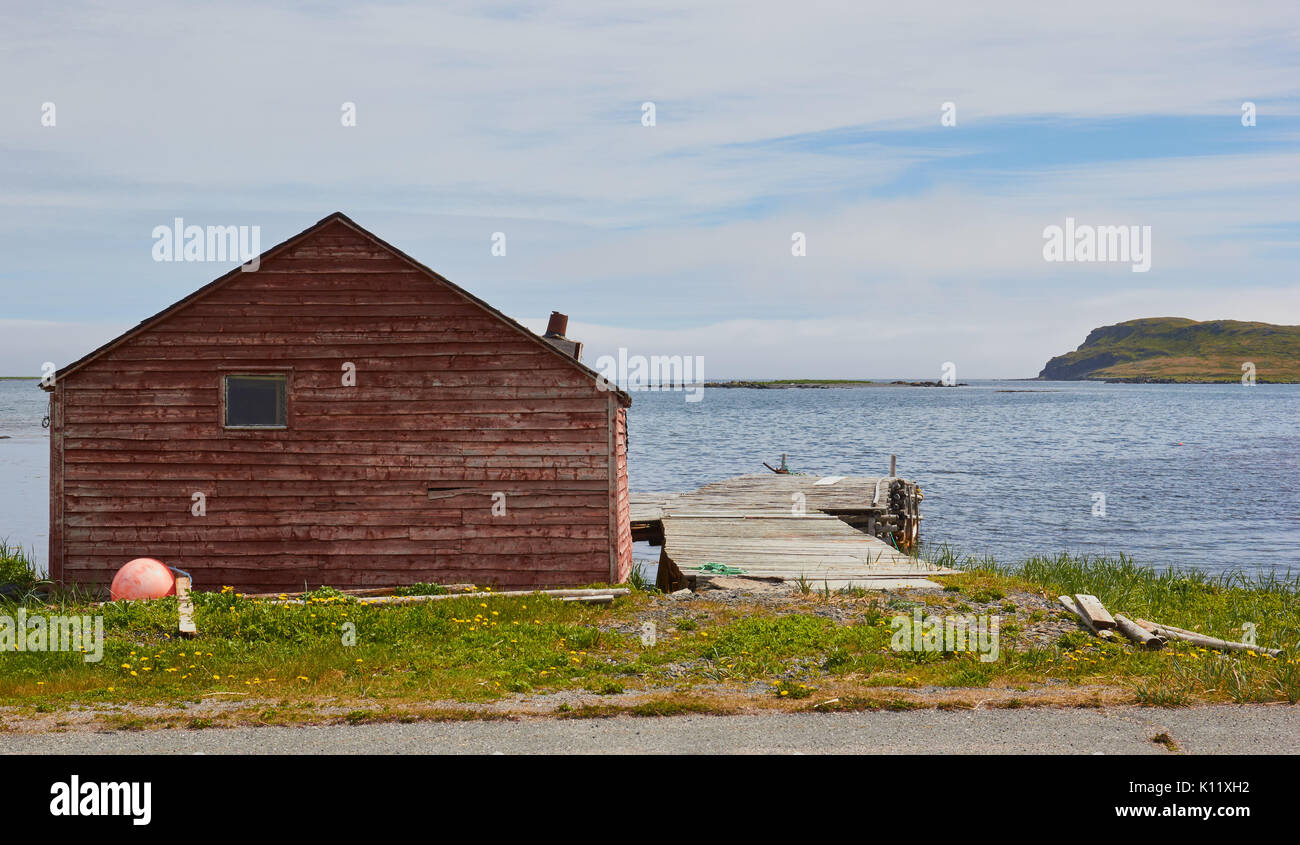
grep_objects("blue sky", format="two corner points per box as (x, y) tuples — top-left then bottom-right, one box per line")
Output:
(2, 0), (1298, 378)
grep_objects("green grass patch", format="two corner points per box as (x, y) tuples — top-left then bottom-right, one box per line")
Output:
(391, 583), (447, 597)
(3, 550), (1299, 718)
(0, 587), (655, 706)
(0, 540), (40, 594)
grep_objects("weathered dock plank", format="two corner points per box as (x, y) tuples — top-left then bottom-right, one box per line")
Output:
(660, 474), (896, 514)
(629, 492), (679, 523)
(641, 473), (950, 590)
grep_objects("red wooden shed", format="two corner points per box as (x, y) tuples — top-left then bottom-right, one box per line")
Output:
(43, 212), (634, 593)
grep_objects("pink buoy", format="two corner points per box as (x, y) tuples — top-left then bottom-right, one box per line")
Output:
(110, 558), (177, 601)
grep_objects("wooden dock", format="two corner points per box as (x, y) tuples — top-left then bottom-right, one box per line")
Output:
(633, 474), (955, 591)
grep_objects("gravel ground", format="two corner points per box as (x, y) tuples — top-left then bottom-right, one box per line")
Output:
(608, 575), (1078, 651)
(2, 705), (1297, 754)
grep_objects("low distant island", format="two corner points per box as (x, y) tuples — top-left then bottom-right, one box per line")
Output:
(1038, 317), (1300, 383)
(703, 379), (967, 388)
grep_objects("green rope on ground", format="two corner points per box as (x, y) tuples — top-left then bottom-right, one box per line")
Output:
(692, 562), (746, 575)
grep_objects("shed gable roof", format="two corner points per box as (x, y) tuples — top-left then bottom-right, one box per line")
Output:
(47, 212), (630, 404)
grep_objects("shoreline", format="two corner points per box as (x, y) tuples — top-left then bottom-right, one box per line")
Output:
(702, 378), (1300, 387)
(702, 380), (969, 389)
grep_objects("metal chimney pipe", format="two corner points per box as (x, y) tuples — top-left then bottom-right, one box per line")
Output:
(545, 311), (568, 338)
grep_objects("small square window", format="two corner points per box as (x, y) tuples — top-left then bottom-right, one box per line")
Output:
(224, 374), (287, 428)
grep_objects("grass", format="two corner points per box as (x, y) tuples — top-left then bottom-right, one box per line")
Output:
(0, 575), (658, 705)
(927, 545), (1300, 648)
(626, 562), (655, 592)
(1151, 731), (1179, 752)
(391, 583), (446, 597)
(0, 540), (41, 595)
(1, 548), (1298, 728)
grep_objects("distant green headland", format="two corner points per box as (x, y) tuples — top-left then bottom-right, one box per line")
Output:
(1039, 317), (1300, 383)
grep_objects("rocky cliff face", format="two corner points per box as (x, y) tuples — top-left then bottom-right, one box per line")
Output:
(1038, 349), (1125, 380)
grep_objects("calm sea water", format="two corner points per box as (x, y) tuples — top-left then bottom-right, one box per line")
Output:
(627, 381), (1300, 575)
(2, 378), (1297, 576)
(0, 379), (51, 572)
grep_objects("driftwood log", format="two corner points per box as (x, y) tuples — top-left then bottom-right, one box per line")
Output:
(1114, 613), (1164, 649)
(244, 584), (476, 599)
(561, 594), (615, 605)
(1135, 619), (1282, 658)
(1073, 594), (1116, 630)
(1059, 596), (1115, 639)
(271, 587), (631, 606)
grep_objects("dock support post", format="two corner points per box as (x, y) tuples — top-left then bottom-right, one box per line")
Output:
(889, 454), (896, 477)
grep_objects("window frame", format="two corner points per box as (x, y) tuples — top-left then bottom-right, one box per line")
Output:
(221, 372), (290, 430)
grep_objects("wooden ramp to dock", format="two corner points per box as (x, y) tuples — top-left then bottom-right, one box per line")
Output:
(633, 474), (955, 591)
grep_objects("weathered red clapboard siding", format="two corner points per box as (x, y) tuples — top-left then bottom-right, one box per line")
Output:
(613, 405), (633, 582)
(49, 214), (632, 592)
